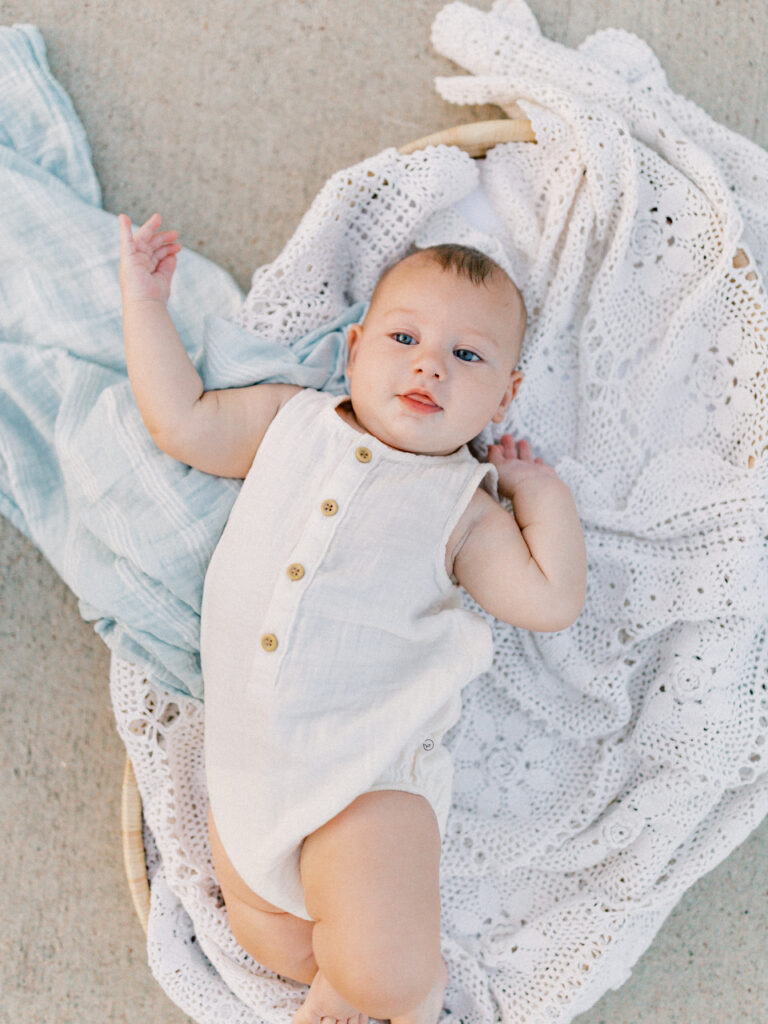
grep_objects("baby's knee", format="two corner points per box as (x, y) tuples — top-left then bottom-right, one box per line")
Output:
(313, 917), (441, 1019)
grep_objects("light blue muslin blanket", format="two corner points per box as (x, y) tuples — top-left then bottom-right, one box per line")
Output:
(0, 25), (359, 699)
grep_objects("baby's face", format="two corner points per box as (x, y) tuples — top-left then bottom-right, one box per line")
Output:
(346, 253), (525, 455)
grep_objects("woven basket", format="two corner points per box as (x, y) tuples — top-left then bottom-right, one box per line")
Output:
(119, 115), (537, 934)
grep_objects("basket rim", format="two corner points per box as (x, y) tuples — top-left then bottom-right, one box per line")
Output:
(398, 116), (535, 155)
(121, 756), (150, 934)
(119, 115), (537, 931)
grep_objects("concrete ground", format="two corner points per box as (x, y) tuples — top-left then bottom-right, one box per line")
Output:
(1, 1), (766, 1022)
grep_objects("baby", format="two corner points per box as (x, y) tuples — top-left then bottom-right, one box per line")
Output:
(119, 213), (587, 1024)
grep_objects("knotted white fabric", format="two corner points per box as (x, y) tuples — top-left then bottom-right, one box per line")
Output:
(111, 2), (768, 1021)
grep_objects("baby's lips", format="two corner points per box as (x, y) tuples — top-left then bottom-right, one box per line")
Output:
(403, 390), (441, 408)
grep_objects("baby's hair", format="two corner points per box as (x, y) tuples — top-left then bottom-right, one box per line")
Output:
(372, 243), (516, 296)
(419, 243), (503, 286)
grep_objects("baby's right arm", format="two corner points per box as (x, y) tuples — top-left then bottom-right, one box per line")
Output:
(119, 213), (300, 478)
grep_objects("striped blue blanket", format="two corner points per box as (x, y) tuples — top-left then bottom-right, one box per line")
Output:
(0, 26), (356, 698)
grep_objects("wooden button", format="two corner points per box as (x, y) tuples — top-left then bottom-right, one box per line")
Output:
(260, 633), (278, 652)
(355, 446), (372, 463)
(321, 499), (339, 516)
(287, 563), (305, 580)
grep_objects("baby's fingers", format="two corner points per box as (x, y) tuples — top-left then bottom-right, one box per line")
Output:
(118, 213), (135, 253)
(516, 439), (533, 461)
(150, 229), (180, 250)
(500, 434), (536, 461)
(153, 242), (183, 263)
(134, 211), (163, 243)
(118, 213), (165, 252)
(496, 434), (516, 458)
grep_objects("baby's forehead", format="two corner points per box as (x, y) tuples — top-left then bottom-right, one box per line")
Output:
(365, 262), (525, 361)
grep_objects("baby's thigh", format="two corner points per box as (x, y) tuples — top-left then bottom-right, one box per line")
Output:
(209, 807), (315, 977)
(300, 789), (442, 959)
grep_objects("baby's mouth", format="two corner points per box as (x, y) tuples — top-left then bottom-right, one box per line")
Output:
(399, 391), (443, 413)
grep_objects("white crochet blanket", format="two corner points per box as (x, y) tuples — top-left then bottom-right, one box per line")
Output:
(111, 2), (768, 1021)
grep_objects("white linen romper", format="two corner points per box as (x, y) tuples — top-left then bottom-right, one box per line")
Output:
(202, 387), (497, 920)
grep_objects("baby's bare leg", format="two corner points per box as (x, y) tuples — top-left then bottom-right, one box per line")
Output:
(296, 790), (448, 1024)
(208, 808), (318, 985)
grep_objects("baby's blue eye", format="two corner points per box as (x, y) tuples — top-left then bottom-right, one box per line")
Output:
(392, 332), (416, 345)
(455, 348), (481, 363)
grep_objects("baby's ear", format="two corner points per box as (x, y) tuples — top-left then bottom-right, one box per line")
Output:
(346, 323), (363, 370)
(491, 369), (523, 422)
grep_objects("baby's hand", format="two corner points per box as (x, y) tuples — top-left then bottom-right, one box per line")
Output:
(118, 212), (182, 305)
(486, 434), (558, 498)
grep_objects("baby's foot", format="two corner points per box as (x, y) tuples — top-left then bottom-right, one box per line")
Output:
(390, 957), (449, 1024)
(292, 967), (369, 1024)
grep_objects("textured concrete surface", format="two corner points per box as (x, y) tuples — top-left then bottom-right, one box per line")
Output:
(1, 2), (766, 1022)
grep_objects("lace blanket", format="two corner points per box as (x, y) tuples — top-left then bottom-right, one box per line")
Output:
(2, 0), (766, 1020)
(111, 2), (768, 1022)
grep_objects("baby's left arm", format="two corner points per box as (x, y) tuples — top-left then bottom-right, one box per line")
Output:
(454, 435), (587, 632)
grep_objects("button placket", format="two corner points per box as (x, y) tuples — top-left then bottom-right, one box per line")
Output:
(317, 439), (374, 528)
(252, 438), (375, 695)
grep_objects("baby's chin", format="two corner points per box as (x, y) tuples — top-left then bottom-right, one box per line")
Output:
(370, 423), (472, 457)
(350, 399), (486, 455)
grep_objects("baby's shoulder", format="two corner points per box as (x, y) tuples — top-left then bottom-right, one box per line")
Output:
(273, 383), (305, 410)
(256, 382), (307, 428)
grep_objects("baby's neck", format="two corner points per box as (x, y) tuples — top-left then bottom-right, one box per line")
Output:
(334, 397), (366, 435)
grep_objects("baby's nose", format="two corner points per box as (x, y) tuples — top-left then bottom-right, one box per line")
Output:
(413, 348), (446, 378)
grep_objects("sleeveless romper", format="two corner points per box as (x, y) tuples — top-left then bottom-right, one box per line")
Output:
(202, 387), (497, 920)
